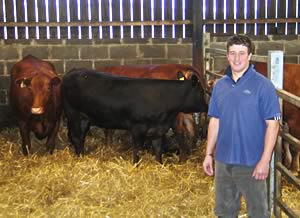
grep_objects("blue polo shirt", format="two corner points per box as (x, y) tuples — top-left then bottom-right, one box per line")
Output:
(208, 64), (281, 166)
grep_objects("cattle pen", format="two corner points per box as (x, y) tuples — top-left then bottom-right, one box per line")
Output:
(0, 0), (300, 217)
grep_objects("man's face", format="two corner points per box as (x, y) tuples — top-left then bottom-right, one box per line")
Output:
(227, 44), (252, 74)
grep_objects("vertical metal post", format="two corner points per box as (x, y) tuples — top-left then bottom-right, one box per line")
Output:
(192, 0), (203, 75)
(267, 50), (284, 218)
(203, 32), (211, 80)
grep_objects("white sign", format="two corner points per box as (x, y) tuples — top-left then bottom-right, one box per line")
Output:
(268, 51), (284, 89)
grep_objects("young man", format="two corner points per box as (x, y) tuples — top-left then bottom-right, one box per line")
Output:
(203, 35), (281, 218)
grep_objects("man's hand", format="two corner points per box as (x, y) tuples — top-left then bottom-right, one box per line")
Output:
(203, 155), (214, 176)
(252, 159), (270, 180)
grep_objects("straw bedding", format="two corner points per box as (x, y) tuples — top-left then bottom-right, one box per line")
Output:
(0, 126), (298, 217)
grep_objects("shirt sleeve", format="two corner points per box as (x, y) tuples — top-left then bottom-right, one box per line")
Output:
(208, 83), (220, 118)
(259, 80), (281, 120)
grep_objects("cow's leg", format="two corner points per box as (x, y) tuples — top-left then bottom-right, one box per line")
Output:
(282, 122), (292, 169)
(290, 149), (300, 173)
(131, 129), (146, 164)
(69, 118), (90, 156)
(174, 132), (194, 163)
(46, 119), (61, 154)
(175, 132), (186, 161)
(283, 141), (292, 169)
(67, 119), (82, 156)
(18, 120), (31, 155)
(63, 100), (85, 156)
(180, 137), (193, 163)
(160, 135), (170, 154)
(67, 120), (75, 145)
(104, 129), (114, 145)
(173, 114), (195, 163)
(198, 112), (208, 139)
(79, 118), (91, 153)
(152, 138), (163, 164)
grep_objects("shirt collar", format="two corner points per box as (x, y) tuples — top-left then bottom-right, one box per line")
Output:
(225, 64), (253, 84)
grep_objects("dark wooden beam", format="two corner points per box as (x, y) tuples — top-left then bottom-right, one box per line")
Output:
(192, 0), (203, 75)
(1, 18), (298, 28)
(0, 20), (192, 28)
(204, 18), (300, 25)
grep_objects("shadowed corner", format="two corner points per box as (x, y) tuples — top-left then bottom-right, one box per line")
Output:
(0, 105), (17, 132)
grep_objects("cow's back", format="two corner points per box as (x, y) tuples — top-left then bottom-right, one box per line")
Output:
(63, 69), (204, 110)
(98, 64), (193, 79)
(98, 64), (206, 88)
(62, 69), (206, 130)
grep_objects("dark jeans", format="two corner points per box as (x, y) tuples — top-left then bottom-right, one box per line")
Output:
(214, 161), (270, 218)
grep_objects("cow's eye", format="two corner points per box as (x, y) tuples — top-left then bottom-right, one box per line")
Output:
(20, 81), (26, 88)
(17, 78), (31, 88)
(21, 78), (31, 88)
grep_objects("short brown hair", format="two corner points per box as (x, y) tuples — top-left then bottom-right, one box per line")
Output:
(227, 35), (253, 54)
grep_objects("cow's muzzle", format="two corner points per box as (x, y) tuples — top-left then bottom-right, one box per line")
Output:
(31, 107), (44, 114)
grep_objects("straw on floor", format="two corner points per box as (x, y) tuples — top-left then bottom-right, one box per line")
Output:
(0, 127), (298, 217)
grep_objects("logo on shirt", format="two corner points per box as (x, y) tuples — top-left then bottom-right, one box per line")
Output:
(243, 89), (252, 95)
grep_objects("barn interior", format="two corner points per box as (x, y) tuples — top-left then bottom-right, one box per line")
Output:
(0, 0), (300, 217)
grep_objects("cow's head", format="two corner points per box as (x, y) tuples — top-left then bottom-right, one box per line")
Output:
(15, 74), (61, 114)
(177, 71), (197, 79)
(176, 70), (195, 81)
(177, 71), (186, 81)
(177, 71), (203, 89)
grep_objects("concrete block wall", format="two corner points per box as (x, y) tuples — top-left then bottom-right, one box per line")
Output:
(0, 38), (193, 107)
(0, 34), (299, 128)
(207, 34), (300, 72)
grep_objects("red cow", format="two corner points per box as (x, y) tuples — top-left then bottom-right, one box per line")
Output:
(97, 64), (208, 162)
(254, 62), (300, 173)
(9, 55), (62, 155)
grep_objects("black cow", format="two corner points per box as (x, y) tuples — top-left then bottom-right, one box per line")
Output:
(61, 68), (207, 164)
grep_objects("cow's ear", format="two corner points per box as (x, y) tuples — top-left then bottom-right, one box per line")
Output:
(51, 77), (61, 86)
(191, 75), (199, 86)
(177, 71), (186, 81)
(15, 78), (31, 88)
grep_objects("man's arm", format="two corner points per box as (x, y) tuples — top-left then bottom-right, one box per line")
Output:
(252, 120), (280, 180)
(203, 117), (219, 176)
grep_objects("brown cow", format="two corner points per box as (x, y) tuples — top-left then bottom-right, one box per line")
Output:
(9, 55), (62, 155)
(97, 64), (208, 162)
(254, 62), (300, 174)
